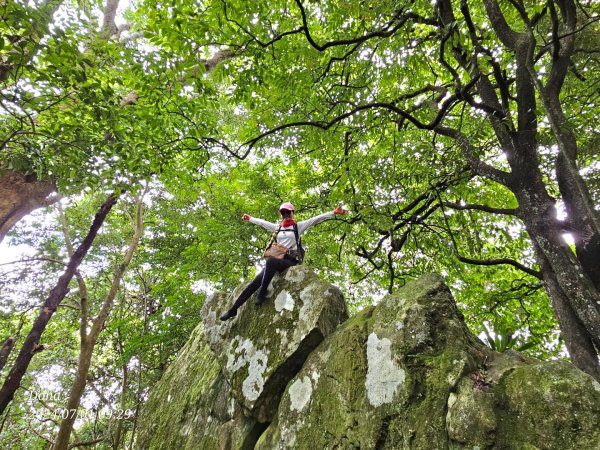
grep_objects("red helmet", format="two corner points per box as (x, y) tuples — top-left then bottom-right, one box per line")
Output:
(279, 202), (295, 212)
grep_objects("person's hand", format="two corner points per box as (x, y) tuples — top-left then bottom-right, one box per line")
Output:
(242, 214), (251, 221)
(333, 206), (348, 215)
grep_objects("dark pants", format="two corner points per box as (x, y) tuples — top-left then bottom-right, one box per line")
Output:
(228, 257), (297, 313)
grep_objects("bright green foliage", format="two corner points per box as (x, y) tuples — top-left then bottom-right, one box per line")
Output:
(122, 0), (593, 355)
(1, 0), (599, 446)
(0, 192), (204, 448)
(482, 323), (538, 354)
(155, 0), (597, 357)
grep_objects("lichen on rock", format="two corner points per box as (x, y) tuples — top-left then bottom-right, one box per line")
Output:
(200, 265), (348, 422)
(288, 376), (313, 412)
(365, 332), (406, 407)
(225, 336), (270, 402)
(138, 271), (600, 450)
(136, 322), (258, 450)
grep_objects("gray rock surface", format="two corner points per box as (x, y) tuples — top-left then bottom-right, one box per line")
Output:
(201, 265), (348, 422)
(136, 323), (260, 450)
(138, 271), (600, 450)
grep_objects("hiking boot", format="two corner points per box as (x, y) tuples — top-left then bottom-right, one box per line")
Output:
(254, 294), (267, 306)
(219, 309), (237, 321)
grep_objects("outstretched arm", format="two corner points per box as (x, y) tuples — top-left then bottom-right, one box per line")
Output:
(243, 214), (279, 232)
(297, 206), (347, 234)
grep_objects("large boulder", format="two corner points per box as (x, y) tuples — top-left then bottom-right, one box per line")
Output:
(447, 357), (600, 449)
(138, 271), (600, 450)
(136, 323), (261, 450)
(201, 265), (349, 422)
(257, 274), (600, 449)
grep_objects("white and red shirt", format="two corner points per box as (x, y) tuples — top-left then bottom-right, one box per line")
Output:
(249, 211), (335, 250)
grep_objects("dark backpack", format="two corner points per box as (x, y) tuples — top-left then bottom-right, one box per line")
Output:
(287, 224), (305, 263)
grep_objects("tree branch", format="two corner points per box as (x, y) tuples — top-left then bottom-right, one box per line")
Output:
(456, 254), (541, 279)
(0, 257), (66, 267)
(68, 436), (108, 449)
(58, 202), (90, 340)
(102, 0), (120, 37)
(221, 0), (304, 48)
(0, 192), (120, 415)
(437, 193), (541, 278)
(294, 1), (437, 52)
(178, 48), (237, 83)
(53, 192), (144, 449)
(240, 78), (484, 157)
(89, 194), (143, 341)
(434, 126), (511, 186)
(441, 201), (519, 216)
(482, 0), (524, 49)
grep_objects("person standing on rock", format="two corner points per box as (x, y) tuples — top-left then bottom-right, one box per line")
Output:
(220, 202), (347, 321)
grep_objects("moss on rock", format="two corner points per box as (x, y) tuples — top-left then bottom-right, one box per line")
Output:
(257, 274), (478, 449)
(201, 266), (348, 422)
(259, 274), (600, 450)
(136, 322), (257, 450)
(446, 378), (497, 448)
(493, 361), (600, 449)
(139, 271), (600, 450)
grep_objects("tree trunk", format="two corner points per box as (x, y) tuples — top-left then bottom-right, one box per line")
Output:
(53, 196), (142, 449)
(533, 0), (600, 291)
(51, 342), (94, 450)
(556, 152), (600, 290)
(0, 192), (119, 415)
(476, 0), (600, 375)
(529, 224), (600, 351)
(0, 170), (60, 243)
(112, 358), (129, 450)
(0, 337), (15, 372)
(532, 243), (600, 380)
(514, 184), (600, 378)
